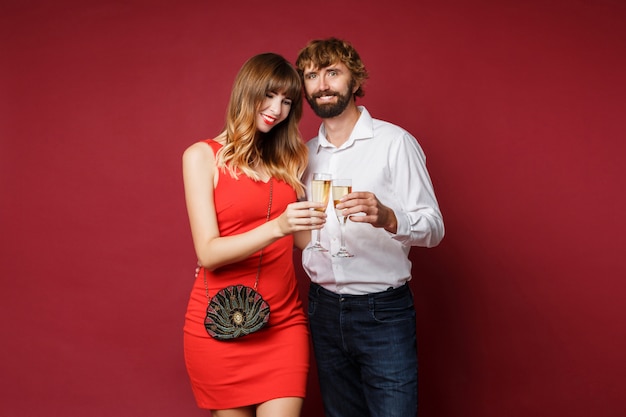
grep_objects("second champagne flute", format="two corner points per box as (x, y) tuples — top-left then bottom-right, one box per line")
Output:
(332, 178), (354, 258)
(307, 173), (331, 251)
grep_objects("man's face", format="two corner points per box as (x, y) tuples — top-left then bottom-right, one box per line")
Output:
(302, 62), (357, 118)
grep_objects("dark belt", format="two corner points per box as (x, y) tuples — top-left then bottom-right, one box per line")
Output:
(310, 282), (410, 301)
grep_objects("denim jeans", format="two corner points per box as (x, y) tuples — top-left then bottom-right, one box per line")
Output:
(308, 283), (418, 417)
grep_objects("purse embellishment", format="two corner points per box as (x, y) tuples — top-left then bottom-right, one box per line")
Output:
(205, 284), (270, 339)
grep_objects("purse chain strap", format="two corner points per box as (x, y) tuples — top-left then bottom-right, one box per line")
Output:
(203, 179), (274, 301)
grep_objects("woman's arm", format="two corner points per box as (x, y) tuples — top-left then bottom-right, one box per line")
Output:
(293, 231), (312, 251)
(183, 142), (324, 271)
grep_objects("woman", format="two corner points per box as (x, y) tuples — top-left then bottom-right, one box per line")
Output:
(182, 53), (325, 417)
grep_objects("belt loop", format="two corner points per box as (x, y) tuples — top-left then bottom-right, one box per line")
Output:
(312, 282), (323, 297)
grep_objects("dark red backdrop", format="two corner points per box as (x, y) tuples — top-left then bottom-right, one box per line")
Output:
(2, 1), (625, 416)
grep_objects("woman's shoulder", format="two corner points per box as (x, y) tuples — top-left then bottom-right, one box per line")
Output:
(185, 136), (226, 154)
(183, 139), (219, 168)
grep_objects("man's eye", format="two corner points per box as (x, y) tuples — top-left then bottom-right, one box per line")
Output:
(328, 70), (337, 77)
(305, 73), (317, 80)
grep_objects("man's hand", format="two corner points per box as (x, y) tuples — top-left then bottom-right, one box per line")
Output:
(336, 192), (398, 234)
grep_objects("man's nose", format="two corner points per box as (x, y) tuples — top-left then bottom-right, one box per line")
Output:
(318, 75), (329, 91)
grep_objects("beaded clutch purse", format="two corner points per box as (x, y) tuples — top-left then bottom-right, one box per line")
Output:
(204, 284), (270, 340)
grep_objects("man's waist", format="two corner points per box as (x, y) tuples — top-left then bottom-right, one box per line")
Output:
(310, 281), (411, 299)
(310, 277), (411, 296)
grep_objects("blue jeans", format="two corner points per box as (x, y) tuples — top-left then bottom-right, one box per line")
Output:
(308, 283), (418, 417)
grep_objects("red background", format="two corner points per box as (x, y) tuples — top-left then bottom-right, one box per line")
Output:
(2, 1), (625, 416)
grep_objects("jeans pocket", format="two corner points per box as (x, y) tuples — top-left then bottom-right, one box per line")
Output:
(307, 296), (317, 317)
(370, 298), (415, 323)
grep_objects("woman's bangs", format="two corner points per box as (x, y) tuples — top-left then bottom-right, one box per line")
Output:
(267, 70), (301, 100)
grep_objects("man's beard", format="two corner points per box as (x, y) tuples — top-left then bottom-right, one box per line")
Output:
(306, 80), (355, 118)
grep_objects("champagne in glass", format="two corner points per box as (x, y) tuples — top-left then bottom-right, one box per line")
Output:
(307, 173), (331, 251)
(332, 179), (354, 258)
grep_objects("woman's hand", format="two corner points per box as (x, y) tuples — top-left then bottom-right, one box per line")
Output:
(275, 201), (327, 236)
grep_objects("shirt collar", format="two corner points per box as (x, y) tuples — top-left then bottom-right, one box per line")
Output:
(315, 106), (373, 153)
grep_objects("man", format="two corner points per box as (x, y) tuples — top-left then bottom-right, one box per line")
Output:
(296, 38), (445, 417)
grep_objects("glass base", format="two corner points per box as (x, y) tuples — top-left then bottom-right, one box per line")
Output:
(307, 243), (328, 252)
(332, 249), (354, 257)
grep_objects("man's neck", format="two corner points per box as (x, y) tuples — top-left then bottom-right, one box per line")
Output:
(322, 102), (361, 148)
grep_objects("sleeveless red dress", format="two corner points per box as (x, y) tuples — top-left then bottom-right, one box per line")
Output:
(183, 139), (309, 410)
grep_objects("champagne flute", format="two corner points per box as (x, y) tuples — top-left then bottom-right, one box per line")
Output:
(307, 173), (331, 251)
(332, 178), (354, 258)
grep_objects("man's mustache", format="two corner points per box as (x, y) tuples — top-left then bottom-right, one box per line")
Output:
(311, 91), (339, 99)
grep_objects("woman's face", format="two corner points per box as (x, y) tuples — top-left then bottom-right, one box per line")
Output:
(256, 91), (292, 133)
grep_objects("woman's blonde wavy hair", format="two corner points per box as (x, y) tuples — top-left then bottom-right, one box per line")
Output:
(216, 53), (308, 197)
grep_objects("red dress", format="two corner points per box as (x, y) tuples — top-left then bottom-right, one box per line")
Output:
(183, 139), (309, 410)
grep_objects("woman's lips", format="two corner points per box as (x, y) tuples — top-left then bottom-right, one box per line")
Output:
(262, 114), (276, 125)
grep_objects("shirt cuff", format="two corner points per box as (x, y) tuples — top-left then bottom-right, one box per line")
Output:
(389, 209), (411, 244)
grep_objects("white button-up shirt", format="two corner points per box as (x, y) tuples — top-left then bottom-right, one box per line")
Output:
(302, 107), (444, 295)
